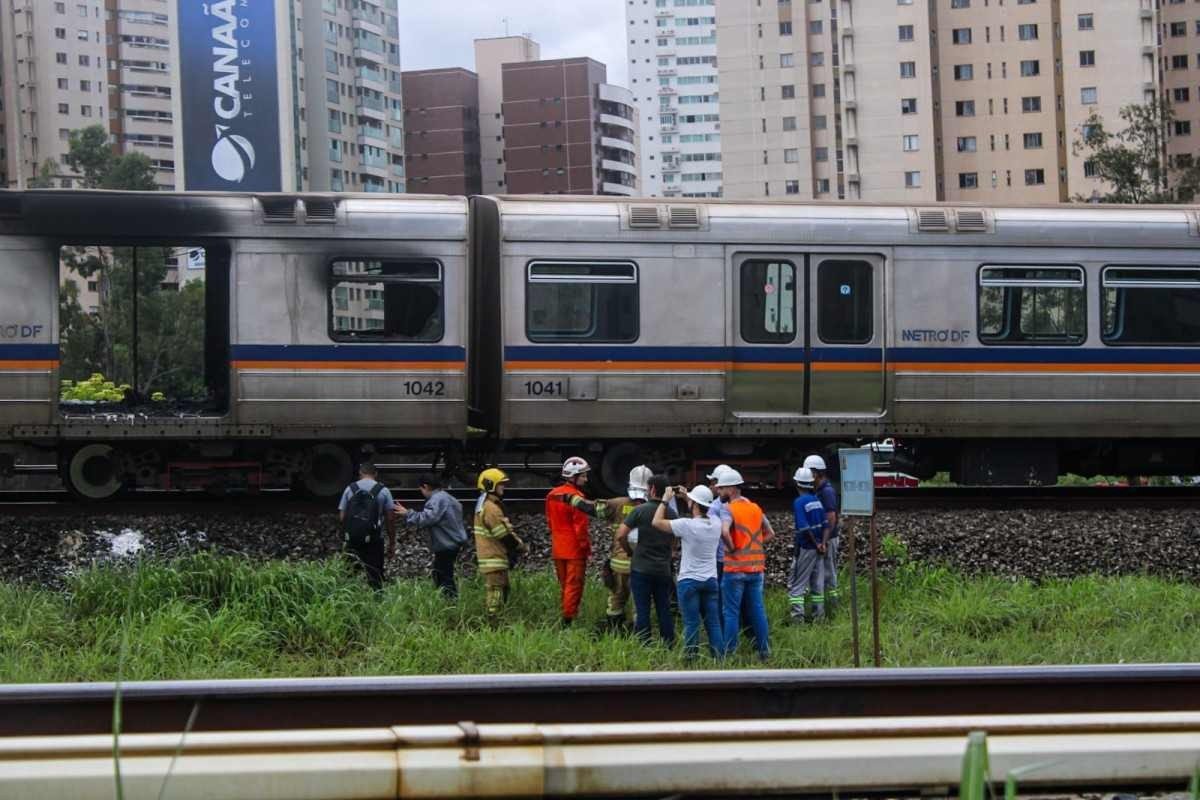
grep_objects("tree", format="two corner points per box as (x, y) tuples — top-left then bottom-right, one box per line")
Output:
(1073, 98), (1200, 203)
(28, 159), (59, 189)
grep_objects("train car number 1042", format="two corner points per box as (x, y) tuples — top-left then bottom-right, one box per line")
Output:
(523, 380), (565, 396)
(402, 380), (446, 397)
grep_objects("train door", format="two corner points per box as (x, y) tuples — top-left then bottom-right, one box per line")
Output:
(730, 252), (884, 418)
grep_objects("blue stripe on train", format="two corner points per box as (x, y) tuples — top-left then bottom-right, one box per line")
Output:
(231, 344), (466, 362)
(0, 343), (60, 359)
(889, 347), (1200, 364)
(505, 345), (883, 363)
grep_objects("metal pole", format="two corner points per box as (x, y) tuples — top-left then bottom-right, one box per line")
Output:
(131, 247), (138, 399)
(870, 514), (881, 668)
(847, 517), (860, 668)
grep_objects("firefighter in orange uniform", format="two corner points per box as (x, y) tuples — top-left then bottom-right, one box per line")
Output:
(546, 456), (616, 625)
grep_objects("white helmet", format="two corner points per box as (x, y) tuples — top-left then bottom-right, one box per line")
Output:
(686, 484), (715, 507)
(803, 454), (827, 471)
(706, 463), (732, 481)
(793, 467), (815, 487)
(627, 464), (653, 500)
(715, 468), (744, 488)
(562, 456), (590, 478)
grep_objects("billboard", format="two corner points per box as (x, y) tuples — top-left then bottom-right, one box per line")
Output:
(178, 0), (282, 191)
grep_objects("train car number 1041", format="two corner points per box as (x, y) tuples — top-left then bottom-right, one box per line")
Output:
(523, 380), (565, 396)
(402, 380), (446, 397)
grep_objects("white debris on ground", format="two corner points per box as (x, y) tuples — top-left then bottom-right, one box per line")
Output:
(103, 528), (145, 557)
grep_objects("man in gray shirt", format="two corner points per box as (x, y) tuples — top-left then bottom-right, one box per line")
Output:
(395, 473), (469, 598)
(337, 463), (396, 590)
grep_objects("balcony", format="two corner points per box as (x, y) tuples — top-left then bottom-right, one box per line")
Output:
(356, 95), (386, 121)
(356, 66), (385, 91)
(599, 113), (636, 132)
(657, 68), (676, 76)
(353, 45), (385, 65)
(659, 123), (678, 133)
(352, 8), (385, 35)
(601, 136), (636, 154)
(392, 163), (405, 178)
(601, 181), (637, 196)
(601, 158), (637, 176)
(357, 128), (387, 147)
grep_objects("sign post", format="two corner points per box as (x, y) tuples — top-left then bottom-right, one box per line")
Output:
(838, 447), (880, 668)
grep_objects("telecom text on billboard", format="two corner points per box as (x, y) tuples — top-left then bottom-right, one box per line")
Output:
(178, 0), (282, 191)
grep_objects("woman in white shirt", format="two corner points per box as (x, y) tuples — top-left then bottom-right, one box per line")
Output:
(652, 485), (724, 659)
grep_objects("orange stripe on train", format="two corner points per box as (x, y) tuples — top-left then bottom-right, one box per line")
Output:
(0, 360), (59, 370)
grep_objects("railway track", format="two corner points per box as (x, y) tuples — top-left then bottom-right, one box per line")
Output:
(4, 664), (1200, 737)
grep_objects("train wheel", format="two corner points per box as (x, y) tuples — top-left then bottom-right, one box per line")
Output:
(63, 444), (126, 502)
(299, 443), (354, 499)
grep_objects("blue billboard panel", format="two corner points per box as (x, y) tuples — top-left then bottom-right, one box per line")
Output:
(178, 0), (282, 191)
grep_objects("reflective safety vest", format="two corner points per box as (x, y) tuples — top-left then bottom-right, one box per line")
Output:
(473, 495), (515, 574)
(546, 484), (592, 560)
(725, 497), (766, 573)
(606, 497), (638, 574)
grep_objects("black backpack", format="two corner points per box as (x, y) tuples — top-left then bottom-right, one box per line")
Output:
(344, 482), (384, 546)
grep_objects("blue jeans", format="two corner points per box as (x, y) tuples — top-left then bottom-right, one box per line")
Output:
(677, 578), (723, 658)
(721, 571), (770, 657)
(631, 571), (676, 645)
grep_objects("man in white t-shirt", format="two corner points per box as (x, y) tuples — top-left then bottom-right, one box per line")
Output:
(652, 484), (724, 659)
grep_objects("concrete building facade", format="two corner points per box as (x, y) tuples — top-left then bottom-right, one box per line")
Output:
(474, 35), (541, 193)
(717, 0), (1159, 203)
(626, 0), (722, 198)
(401, 68), (481, 195)
(500, 57), (638, 195)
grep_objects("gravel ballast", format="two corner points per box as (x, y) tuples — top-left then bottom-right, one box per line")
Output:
(4, 504), (1200, 588)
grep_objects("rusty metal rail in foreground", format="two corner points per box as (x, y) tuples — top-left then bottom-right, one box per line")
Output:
(4, 664), (1200, 738)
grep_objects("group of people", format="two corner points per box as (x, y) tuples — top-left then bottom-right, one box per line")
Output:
(336, 454), (841, 660)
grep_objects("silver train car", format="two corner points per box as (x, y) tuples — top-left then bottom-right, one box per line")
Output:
(0, 190), (1197, 498)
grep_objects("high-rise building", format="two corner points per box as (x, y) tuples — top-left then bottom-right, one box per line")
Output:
(401, 68), (481, 195)
(626, 0), (721, 198)
(499, 57), (638, 195)
(0, 0), (407, 194)
(716, 0), (1159, 203)
(474, 35), (541, 193)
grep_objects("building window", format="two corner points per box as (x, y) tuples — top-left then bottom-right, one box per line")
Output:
(1173, 54), (1189, 70)
(1020, 60), (1040, 77)
(782, 116), (797, 131)
(902, 134), (919, 151)
(1080, 87), (1098, 104)
(954, 64), (974, 80)
(1084, 160), (1097, 178)
(1018, 23), (1038, 40)
(813, 115), (827, 130)
(56, 52), (68, 64)
(1175, 87), (1191, 103)
(957, 136), (977, 152)
(1024, 168), (1046, 185)
(55, 1), (65, 11)
(1171, 21), (1187, 37)
(1077, 13), (1093, 30)
(781, 84), (796, 99)
(1102, 267), (1200, 345)
(959, 172), (979, 189)
(900, 61), (916, 78)
(818, 261), (873, 344)
(1023, 132), (1043, 149)
(780, 53), (794, 67)
(816, 178), (830, 193)
(812, 82), (826, 97)
(951, 0), (970, 7)
(54, 27), (66, 38)
(810, 51), (824, 66)
(780, 21), (793, 35)
(785, 180), (800, 195)
(979, 266), (1086, 346)
(905, 171), (921, 188)
(740, 260), (796, 344)
(329, 260), (444, 342)
(1079, 50), (1095, 67)
(814, 147), (828, 161)
(901, 97), (918, 114)
(526, 261), (638, 343)
(955, 100), (975, 117)
(57, 103), (70, 114)
(784, 148), (799, 163)
(1022, 95), (1042, 112)
(1175, 120), (1192, 136)
(78, 54), (90, 66)
(898, 25), (914, 42)
(952, 28), (971, 45)
(809, 20), (823, 34)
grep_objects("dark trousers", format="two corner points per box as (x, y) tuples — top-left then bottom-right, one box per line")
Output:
(433, 546), (462, 598)
(346, 537), (385, 590)
(631, 571), (676, 645)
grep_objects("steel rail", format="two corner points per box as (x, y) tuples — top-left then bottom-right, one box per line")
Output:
(3, 664), (1200, 737)
(3, 712), (1199, 799)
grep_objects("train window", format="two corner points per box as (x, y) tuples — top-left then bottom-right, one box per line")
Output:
(1102, 267), (1200, 345)
(818, 260), (873, 344)
(978, 266), (1086, 345)
(328, 259), (443, 342)
(740, 260), (796, 344)
(525, 261), (638, 342)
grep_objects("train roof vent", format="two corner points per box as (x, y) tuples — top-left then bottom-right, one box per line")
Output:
(0, 194), (21, 219)
(667, 205), (702, 229)
(303, 197), (338, 224)
(916, 208), (950, 232)
(259, 196), (298, 223)
(954, 208), (991, 233)
(628, 205), (663, 228)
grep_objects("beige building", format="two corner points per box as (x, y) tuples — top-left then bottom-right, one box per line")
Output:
(718, 0), (1158, 203)
(474, 35), (541, 193)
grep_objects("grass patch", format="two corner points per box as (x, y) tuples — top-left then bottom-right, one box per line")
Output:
(3, 553), (1200, 681)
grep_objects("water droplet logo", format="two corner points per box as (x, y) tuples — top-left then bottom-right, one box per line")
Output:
(210, 124), (256, 183)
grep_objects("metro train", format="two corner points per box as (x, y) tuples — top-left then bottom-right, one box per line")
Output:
(0, 190), (1197, 500)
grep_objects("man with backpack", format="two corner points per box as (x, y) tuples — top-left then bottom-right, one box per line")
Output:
(337, 463), (396, 590)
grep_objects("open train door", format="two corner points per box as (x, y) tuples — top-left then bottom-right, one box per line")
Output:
(730, 252), (884, 418)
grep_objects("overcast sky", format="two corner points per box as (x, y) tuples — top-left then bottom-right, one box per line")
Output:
(399, 0), (629, 88)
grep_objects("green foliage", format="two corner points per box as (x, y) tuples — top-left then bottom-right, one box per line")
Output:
(28, 159), (60, 189)
(60, 373), (130, 403)
(1073, 98), (1200, 203)
(4, 557), (1200, 682)
(959, 732), (991, 800)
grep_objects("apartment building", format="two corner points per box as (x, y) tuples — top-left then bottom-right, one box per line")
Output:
(626, 0), (722, 198)
(717, 0), (1158, 203)
(1158, 0), (1200, 175)
(500, 57), (639, 195)
(474, 35), (541, 193)
(401, 68), (481, 195)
